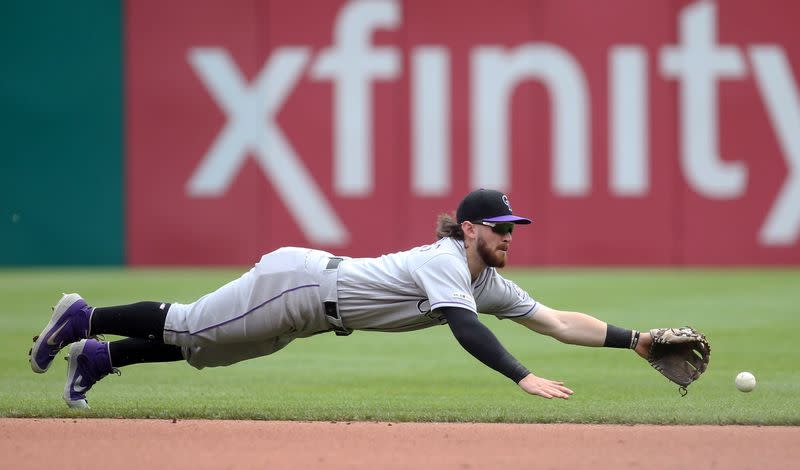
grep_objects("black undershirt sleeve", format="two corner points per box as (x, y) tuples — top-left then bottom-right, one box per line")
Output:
(439, 306), (530, 383)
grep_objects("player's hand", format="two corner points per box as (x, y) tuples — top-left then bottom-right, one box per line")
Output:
(517, 373), (574, 399)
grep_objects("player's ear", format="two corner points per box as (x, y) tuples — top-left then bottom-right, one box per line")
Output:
(462, 221), (477, 239)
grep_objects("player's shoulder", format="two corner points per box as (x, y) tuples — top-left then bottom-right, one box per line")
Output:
(478, 268), (531, 301)
(405, 237), (466, 268)
(410, 237), (465, 258)
(480, 267), (518, 288)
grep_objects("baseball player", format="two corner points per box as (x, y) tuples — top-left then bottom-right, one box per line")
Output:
(30, 188), (660, 408)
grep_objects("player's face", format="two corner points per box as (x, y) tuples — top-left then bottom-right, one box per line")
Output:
(475, 225), (512, 268)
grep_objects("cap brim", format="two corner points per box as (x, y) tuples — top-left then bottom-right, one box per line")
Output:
(482, 215), (532, 224)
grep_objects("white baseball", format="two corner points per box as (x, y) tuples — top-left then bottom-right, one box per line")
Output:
(735, 371), (756, 392)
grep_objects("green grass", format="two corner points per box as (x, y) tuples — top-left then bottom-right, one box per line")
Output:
(1, 267), (799, 424)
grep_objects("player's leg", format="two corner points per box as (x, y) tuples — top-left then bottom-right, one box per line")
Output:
(179, 335), (295, 369)
(63, 337), (184, 409)
(30, 293), (175, 373)
(91, 301), (171, 340)
(164, 248), (331, 352)
(165, 248), (333, 369)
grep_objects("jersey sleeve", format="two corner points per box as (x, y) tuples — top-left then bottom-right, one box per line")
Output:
(476, 270), (539, 320)
(410, 253), (477, 314)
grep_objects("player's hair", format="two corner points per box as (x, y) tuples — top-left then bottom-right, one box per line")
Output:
(435, 212), (464, 240)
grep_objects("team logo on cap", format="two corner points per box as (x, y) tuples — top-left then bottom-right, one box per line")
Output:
(502, 194), (512, 211)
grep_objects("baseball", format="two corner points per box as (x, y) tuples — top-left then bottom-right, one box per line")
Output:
(735, 371), (756, 392)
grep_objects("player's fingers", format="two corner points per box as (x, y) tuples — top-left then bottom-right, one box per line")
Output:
(521, 376), (572, 398)
(546, 383), (573, 397)
(536, 384), (566, 399)
(557, 385), (574, 395)
(544, 380), (573, 395)
(532, 386), (569, 399)
(527, 385), (554, 399)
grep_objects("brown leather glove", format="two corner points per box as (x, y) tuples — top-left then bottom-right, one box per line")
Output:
(648, 327), (711, 395)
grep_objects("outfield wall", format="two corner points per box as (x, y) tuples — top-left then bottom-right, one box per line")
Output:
(4, 1), (800, 265)
(0, 2), (123, 265)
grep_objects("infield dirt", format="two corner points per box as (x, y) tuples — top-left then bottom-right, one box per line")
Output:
(2, 418), (797, 469)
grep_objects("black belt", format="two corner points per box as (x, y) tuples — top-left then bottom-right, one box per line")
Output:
(325, 257), (343, 271)
(324, 257), (350, 336)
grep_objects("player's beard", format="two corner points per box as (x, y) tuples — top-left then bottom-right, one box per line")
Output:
(476, 235), (507, 268)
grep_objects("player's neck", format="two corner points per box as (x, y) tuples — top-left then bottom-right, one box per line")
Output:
(465, 245), (487, 283)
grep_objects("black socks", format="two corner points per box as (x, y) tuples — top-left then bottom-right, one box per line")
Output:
(91, 302), (170, 340)
(89, 301), (185, 368)
(108, 338), (184, 368)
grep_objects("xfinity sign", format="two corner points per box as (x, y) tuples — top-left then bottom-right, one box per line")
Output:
(185, 0), (798, 247)
(125, 0), (800, 265)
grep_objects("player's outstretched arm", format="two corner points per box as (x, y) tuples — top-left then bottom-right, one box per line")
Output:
(440, 306), (528, 379)
(514, 304), (651, 361)
(439, 306), (573, 399)
(514, 304), (607, 345)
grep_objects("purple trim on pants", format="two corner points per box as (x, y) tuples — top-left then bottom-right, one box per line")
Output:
(164, 283), (319, 336)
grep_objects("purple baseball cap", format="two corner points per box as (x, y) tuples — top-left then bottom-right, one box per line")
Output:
(456, 189), (532, 224)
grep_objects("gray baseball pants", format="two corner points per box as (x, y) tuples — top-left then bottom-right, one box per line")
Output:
(163, 247), (338, 369)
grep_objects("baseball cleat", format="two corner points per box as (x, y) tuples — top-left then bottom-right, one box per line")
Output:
(30, 293), (93, 373)
(63, 339), (116, 409)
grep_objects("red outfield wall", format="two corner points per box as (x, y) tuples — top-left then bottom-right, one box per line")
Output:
(126, 0), (800, 265)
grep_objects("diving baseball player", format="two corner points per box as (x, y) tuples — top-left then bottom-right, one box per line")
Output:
(28, 189), (709, 409)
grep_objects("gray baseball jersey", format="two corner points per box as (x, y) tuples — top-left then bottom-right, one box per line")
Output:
(336, 237), (539, 332)
(164, 239), (539, 369)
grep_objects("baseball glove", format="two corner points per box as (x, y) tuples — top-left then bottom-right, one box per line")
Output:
(648, 327), (710, 395)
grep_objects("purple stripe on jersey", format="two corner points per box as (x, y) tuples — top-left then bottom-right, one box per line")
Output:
(504, 302), (538, 318)
(165, 284), (319, 335)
